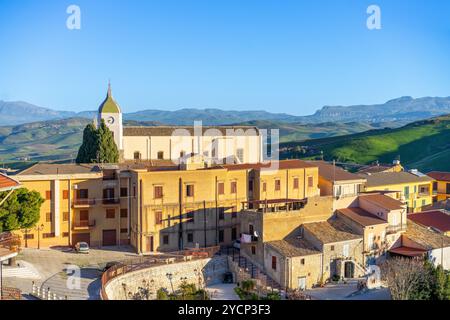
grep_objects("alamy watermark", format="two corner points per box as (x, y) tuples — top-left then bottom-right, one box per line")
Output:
(66, 5), (81, 30)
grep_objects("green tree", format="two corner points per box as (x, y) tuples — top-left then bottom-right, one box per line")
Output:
(97, 119), (119, 163)
(0, 188), (44, 232)
(76, 120), (119, 164)
(76, 122), (98, 163)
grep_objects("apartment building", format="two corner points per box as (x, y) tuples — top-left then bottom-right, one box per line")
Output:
(13, 163), (131, 248)
(361, 170), (434, 213)
(427, 171), (450, 202)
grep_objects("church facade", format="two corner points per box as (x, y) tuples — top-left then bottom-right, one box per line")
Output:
(98, 85), (263, 165)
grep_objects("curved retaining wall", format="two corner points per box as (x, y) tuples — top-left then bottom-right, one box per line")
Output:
(104, 256), (228, 300)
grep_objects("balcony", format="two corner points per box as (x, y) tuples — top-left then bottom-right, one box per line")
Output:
(72, 220), (96, 230)
(72, 198), (96, 207)
(102, 198), (120, 205)
(386, 224), (407, 235)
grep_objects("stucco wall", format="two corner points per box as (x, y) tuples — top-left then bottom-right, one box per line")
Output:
(104, 255), (228, 300)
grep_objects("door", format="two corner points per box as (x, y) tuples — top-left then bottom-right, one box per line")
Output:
(146, 236), (154, 252)
(298, 277), (306, 291)
(344, 262), (355, 278)
(102, 230), (117, 246)
(72, 232), (90, 246)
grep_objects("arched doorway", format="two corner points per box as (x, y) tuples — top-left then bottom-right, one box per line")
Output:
(344, 261), (355, 278)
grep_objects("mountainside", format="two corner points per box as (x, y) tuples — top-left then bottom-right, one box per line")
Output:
(281, 115), (450, 172)
(2, 96), (450, 126)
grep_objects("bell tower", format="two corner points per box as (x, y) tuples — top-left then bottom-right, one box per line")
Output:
(98, 82), (123, 150)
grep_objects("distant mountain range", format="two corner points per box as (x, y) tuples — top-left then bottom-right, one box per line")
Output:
(1, 96), (450, 126)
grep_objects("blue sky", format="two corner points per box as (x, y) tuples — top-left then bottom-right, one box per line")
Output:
(0, 0), (450, 115)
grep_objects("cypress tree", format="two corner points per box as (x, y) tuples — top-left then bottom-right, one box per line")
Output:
(76, 120), (119, 163)
(76, 122), (98, 163)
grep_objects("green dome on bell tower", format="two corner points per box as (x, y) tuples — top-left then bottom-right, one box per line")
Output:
(98, 82), (121, 114)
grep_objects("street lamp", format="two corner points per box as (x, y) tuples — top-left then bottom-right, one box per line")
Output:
(166, 273), (174, 294)
(34, 224), (44, 250)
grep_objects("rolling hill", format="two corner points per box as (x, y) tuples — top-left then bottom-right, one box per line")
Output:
(280, 115), (450, 172)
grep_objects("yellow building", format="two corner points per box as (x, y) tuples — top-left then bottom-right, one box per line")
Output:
(13, 163), (131, 248)
(362, 171), (434, 213)
(427, 171), (450, 202)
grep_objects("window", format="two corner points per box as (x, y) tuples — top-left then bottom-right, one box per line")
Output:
(249, 180), (254, 192)
(251, 246), (256, 255)
(218, 208), (225, 220)
(186, 185), (195, 197)
(157, 151), (164, 160)
(77, 189), (88, 199)
(275, 179), (281, 191)
(308, 176), (314, 188)
(271, 256), (277, 270)
(249, 224), (254, 235)
(63, 212), (69, 222)
(46, 212), (52, 222)
(155, 211), (163, 225)
(133, 185), (136, 197)
(187, 233), (194, 243)
(80, 210), (89, 221)
(293, 178), (299, 189)
(163, 235), (169, 245)
(218, 182), (225, 195)
(120, 209), (128, 218)
(446, 183), (450, 195)
(422, 199), (426, 206)
(120, 228), (128, 234)
(262, 182), (267, 192)
(63, 190), (69, 200)
(106, 209), (115, 219)
(120, 188), (128, 197)
(236, 148), (244, 163)
(154, 186), (163, 199)
(230, 181), (237, 194)
(231, 227), (237, 241)
(300, 258), (305, 265)
(218, 230), (224, 243)
(45, 190), (52, 200)
(62, 232), (69, 238)
(232, 207), (237, 219)
(343, 244), (349, 257)
(43, 233), (55, 238)
(103, 188), (115, 201)
(134, 151), (141, 160)
(330, 245), (335, 251)
(404, 186), (410, 197)
(24, 234), (34, 240)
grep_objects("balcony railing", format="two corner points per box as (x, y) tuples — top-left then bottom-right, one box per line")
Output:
(72, 198), (96, 206)
(102, 198), (120, 205)
(386, 224), (407, 234)
(73, 220), (96, 229)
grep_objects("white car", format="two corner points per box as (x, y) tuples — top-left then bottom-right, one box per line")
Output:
(75, 242), (90, 254)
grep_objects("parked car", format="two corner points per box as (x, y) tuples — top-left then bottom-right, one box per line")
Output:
(74, 242), (90, 253)
(233, 239), (241, 249)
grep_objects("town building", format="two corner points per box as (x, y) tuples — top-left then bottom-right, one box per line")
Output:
(408, 210), (450, 236)
(427, 171), (450, 202)
(357, 159), (404, 175)
(360, 170), (434, 213)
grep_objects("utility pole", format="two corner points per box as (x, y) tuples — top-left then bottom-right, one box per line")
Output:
(203, 200), (207, 248)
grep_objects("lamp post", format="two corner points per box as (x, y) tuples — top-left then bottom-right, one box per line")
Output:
(21, 229), (31, 248)
(166, 273), (174, 294)
(35, 224), (44, 250)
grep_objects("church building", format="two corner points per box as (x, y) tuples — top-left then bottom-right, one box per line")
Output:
(97, 85), (263, 165)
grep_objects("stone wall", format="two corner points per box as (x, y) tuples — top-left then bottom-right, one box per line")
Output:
(104, 256), (228, 300)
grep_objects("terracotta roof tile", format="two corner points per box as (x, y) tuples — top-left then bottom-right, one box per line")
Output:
(266, 238), (320, 257)
(0, 173), (20, 192)
(427, 171), (450, 182)
(337, 207), (387, 227)
(408, 210), (450, 233)
(307, 161), (366, 182)
(359, 193), (405, 210)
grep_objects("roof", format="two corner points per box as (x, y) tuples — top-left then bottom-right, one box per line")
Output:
(0, 173), (21, 192)
(358, 165), (394, 174)
(306, 161), (366, 182)
(223, 159), (316, 171)
(388, 246), (427, 257)
(303, 218), (362, 244)
(266, 238), (321, 257)
(404, 220), (450, 250)
(427, 171), (450, 182)
(98, 84), (121, 114)
(408, 210), (450, 233)
(337, 207), (387, 227)
(15, 163), (103, 176)
(363, 171), (434, 188)
(123, 126), (260, 137)
(359, 193), (405, 210)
